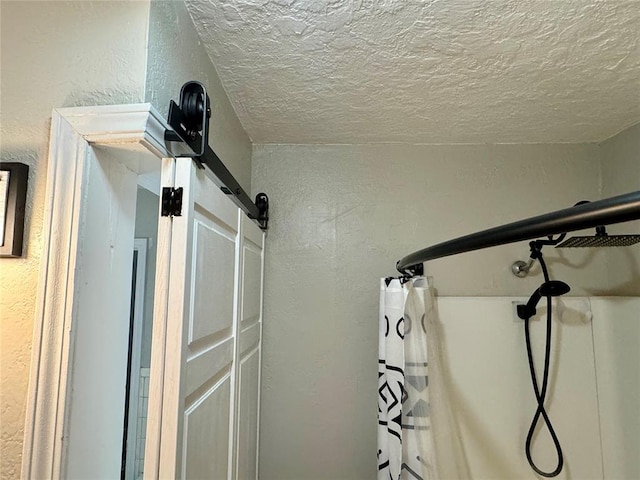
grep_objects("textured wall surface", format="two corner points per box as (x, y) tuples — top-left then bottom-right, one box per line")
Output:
(252, 143), (611, 480)
(187, 0), (640, 144)
(0, 2), (150, 477)
(146, 0), (253, 191)
(599, 123), (640, 295)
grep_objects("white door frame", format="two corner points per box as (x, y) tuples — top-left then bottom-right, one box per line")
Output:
(21, 104), (171, 478)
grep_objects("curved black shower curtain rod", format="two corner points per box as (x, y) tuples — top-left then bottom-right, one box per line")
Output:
(396, 190), (640, 274)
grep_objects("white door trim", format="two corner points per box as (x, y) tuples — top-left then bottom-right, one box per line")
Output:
(21, 104), (170, 479)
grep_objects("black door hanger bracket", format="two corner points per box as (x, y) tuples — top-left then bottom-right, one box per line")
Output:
(165, 81), (269, 230)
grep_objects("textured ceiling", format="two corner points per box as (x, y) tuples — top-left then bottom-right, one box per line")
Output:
(185, 0), (640, 144)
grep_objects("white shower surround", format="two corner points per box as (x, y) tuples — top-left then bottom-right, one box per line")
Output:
(185, 0), (640, 144)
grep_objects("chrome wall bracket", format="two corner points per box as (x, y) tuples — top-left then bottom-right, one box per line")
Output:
(511, 259), (535, 278)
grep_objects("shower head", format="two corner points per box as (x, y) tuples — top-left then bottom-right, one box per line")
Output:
(517, 280), (571, 321)
(556, 235), (640, 248)
(556, 225), (640, 248)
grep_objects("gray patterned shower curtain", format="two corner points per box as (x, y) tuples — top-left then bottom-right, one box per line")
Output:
(377, 277), (469, 480)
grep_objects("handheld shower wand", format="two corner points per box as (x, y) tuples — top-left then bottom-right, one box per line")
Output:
(511, 196), (640, 476)
(517, 244), (570, 478)
(517, 280), (571, 321)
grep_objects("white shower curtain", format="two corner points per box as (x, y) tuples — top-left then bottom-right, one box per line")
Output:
(377, 277), (470, 480)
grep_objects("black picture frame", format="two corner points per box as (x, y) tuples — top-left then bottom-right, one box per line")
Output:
(0, 162), (29, 257)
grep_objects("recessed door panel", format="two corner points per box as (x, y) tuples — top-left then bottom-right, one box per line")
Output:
(191, 218), (237, 343)
(238, 323), (260, 357)
(241, 245), (262, 328)
(185, 338), (233, 400)
(236, 352), (260, 480)
(184, 377), (232, 480)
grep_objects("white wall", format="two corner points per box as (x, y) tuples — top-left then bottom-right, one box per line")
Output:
(0, 2), (150, 477)
(599, 123), (640, 296)
(591, 298), (640, 479)
(251, 143), (612, 479)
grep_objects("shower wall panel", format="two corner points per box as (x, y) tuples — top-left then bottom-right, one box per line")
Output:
(437, 297), (602, 480)
(591, 297), (640, 480)
(436, 296), (639, 479)
(599, 123), (640, 296)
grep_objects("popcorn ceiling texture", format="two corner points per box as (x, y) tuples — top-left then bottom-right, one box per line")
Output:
(185, 0), (640, 144)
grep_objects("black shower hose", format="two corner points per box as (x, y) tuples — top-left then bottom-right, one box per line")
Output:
(523, 251), (564, 477)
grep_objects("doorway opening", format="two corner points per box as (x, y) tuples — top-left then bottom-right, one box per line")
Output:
(122, 185), (160, 479)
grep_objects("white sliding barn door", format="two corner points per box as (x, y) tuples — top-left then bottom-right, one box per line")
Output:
(148, 158), (264, 479)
